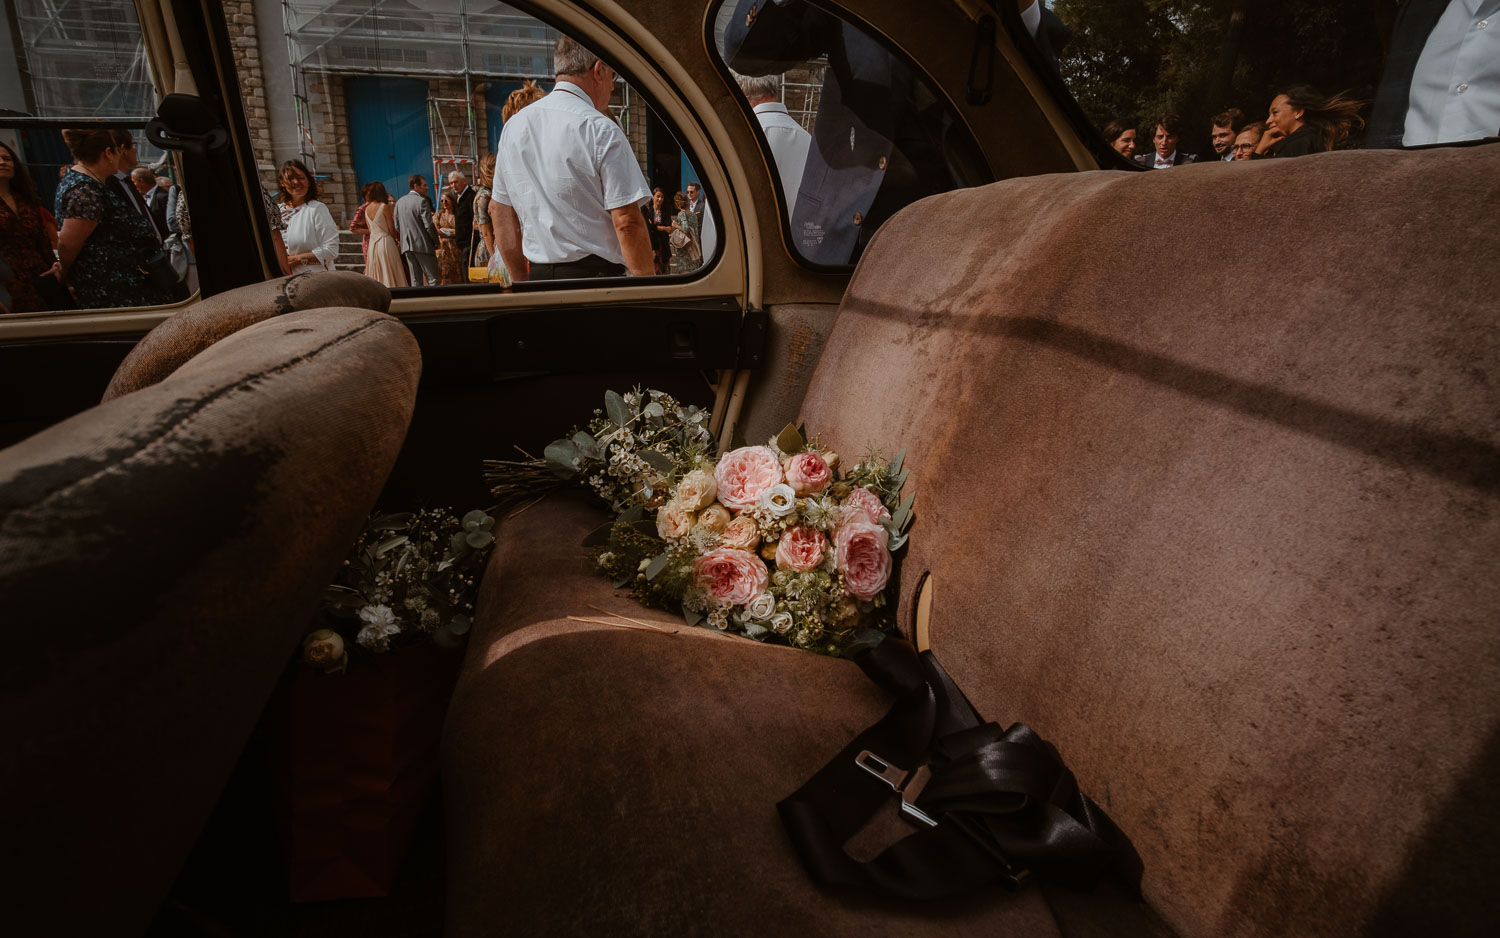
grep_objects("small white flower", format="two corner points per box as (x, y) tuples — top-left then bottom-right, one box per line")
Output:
(356, 604), (401, 652)
(758, 483), (797, 519)
(770, 612), (794, 633)
(746, 592), (776, 620)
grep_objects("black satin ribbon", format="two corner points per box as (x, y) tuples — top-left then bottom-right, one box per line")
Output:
(777, 638), (1142, 899)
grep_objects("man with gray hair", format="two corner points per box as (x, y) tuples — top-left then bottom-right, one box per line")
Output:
(492, 35), (653, 281)
(445, 169), (475, 266)
(733, 71), (811, 217)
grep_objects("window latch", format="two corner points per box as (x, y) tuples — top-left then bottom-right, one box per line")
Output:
(966, 14), (997, 106)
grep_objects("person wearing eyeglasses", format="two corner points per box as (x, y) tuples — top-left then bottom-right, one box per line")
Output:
(1231, 122), (1267, 161)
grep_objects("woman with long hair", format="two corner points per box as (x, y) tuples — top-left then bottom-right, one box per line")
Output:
(1265, 86), (1365, 157)
(472, 153), (496, 270)
(277, 159), (340, 272)
(0, 141), (60, 312)
(668, 190), (701, 275)
(349, 181), (374, 263)
(434, 190), (464, 285)
(55, 128), (172, 309)
(362, 180), (407, 288)
(646, 187), (671, 274)
(1100, 119), (1137, 160)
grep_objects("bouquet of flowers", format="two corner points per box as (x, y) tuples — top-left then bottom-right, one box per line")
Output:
(486, 389), (913, 657)
(301, 507), (497, 672)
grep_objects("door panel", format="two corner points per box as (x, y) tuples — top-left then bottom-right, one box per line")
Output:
(347, 76), (433, 199)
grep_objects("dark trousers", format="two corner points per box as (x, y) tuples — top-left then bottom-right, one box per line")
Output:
(528, 254), (627, 280)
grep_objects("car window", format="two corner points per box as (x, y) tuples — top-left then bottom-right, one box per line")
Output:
(1030, 0), (1492, 165)
(710, 0), (991, 268)
(1, 0), (194, 315)
(244, 1), (713, 288)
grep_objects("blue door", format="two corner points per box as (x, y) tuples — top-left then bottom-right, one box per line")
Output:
(484, 81), (525, 153)
(347, 76), (432, 197)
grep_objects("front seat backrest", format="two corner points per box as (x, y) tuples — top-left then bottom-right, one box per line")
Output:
(0, 306), (420, 935)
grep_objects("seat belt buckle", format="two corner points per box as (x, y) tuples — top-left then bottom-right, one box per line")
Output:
(856, 749), (1033, 889)
(855, 750), (937, 828)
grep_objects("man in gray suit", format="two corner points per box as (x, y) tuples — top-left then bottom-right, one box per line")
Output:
(395, 174), (440, 286)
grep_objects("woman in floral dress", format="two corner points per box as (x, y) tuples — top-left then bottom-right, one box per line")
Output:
(55, 128), (172, 309)
(668, 191), (701, 275)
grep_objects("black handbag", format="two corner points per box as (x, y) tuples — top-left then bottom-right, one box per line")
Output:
(139, 249), (179, 291)
(32, 272), (76, 310)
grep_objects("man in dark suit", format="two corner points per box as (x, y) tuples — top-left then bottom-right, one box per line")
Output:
(1134, 113), (1199, 169)
(446, 170), (476, 266)
(132, 169), (171, 240)
(1368, 0), (1500, 148)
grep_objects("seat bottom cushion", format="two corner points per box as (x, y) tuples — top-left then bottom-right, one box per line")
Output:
(442, 497), (1169, 936)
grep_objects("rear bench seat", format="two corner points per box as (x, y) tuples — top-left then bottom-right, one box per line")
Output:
(442, 144), (1500, 937)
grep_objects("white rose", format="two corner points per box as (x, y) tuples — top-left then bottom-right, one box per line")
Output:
(356, 604), (401, 652)
(676, 468), (719, 511)
(746, 592), (776, 620)
(757, 483), (798, 519)
(769, 612), (794, 633)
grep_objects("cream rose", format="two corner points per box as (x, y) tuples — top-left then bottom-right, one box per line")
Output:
(839, 486), (892, 528)
(758, 483), (798, 518)
(676, 467), (718, 510)
(746, 592), (776, 620)
(656, 499), (695, 540)
(785, 451), (832, 495)
(302, 628), (347, 672)
(720, 515), (761, 551)
(693, 548), (771, 607)
(697, 503), (732, 534)
(774, 525), (827, 572)
(714, 446), (784, 511)
(834, 521), (893, 601)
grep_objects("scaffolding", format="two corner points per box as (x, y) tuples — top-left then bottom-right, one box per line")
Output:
(281, 0), (558, 182)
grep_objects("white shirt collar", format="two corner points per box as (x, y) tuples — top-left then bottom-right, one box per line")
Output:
(553, 80), (593, 107)
(1154, 151), (1177, 166)
(753, 101), (790, 116)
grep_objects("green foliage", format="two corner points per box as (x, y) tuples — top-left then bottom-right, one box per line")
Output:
(1053, 0), (1384, 149)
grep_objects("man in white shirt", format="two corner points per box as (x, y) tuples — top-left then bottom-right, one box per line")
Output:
(732, 71), (812, 218)
(492, 35), (653, 281)
(1369, 0), (1500, 147)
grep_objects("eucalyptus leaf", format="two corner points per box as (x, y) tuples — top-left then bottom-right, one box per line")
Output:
(463, 509), (495, 532)
(448, 614), (472, 636)
(643, 401), (665, 422)
(889, 450), (906, 476)
(544, 439), (581, 479)
(683, 608), (705, 628)
(894, 469), (910, 490)
(374, 535), (408, 557)
(644, 552), (671, 581)
(889, 533), (908, 551)
(370, 513), (413, 531)
(613, 575), (631, 588)
(639, 449), (673, 473)
(465, 530), (495, 549)
(743, 623), (770, 640)
(842, 628), (889, 657)
(450, 532), (468, 552)
(775, 423), (805, 455)
(573, 431), (602, 460)
(605, 390), (630, 427)
(619, 505), (645, 523)
(581, 522), (615, 547)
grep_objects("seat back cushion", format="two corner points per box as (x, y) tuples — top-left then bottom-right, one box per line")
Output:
(0, 308), (420, 934)
(102, 270), (391, 401)
(796, 146), (1500, 938)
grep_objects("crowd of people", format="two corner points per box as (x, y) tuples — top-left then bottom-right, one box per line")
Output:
(1101, 86), (1369, 169)
(0, 128), (191, 314)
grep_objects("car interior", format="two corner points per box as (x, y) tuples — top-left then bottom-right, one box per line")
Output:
(1, 1), (1496, 936)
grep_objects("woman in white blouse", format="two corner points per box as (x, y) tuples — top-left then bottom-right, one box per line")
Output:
(277, 159), (339, 272)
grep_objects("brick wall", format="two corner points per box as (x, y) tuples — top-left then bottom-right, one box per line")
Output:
(223, 0), (274, 193)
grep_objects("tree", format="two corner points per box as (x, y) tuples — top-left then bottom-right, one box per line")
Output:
(1052, 0), (1386, 152)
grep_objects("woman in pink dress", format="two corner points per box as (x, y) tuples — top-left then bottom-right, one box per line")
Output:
(362, 181), (407, 288)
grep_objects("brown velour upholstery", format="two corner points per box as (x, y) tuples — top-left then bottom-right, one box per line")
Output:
(102, 270), (391, 402)
(1, 307), (420, 935)
(444, 143), (1499, 937)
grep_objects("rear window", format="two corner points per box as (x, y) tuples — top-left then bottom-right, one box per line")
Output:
(710, 0), (991, 268)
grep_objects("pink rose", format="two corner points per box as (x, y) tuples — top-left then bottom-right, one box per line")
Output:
(774, 525), (827, 572)
(834, 521), (892, 601)
(693, 548), (771, 607)
(839, 486), (891, 528)
(785, 451), (832, 496)
(720, 515), (761, 551)
(714, 446), (784, 511)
